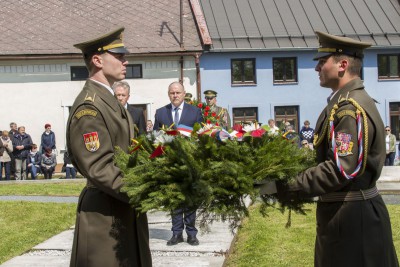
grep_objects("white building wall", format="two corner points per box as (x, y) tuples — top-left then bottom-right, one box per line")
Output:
(0, 56), (197, 162)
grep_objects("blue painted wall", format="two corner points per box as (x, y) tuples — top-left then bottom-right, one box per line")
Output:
(200, 49), (400, 130)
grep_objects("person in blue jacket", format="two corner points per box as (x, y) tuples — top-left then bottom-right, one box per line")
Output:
(40, 123), (56, 154)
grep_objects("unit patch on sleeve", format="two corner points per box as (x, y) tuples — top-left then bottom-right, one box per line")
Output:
(83, 132), (100, 152)
(335, 132), (354, 156)
(75, 109), (98, 120)
(336, 110), (356, 120)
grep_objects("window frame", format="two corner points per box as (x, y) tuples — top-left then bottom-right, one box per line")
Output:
(70, 66), (89, 81)
(231, 58), (256, 85)
(126, 64), (143, 79)
(272, 57), (298, 84)
(232, 107), (258, 125)
(274, 105), (299, 132)
(377, 54), (400, 80)
(389, 102), (400, 141)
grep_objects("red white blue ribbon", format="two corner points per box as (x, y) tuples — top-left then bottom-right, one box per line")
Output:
(330, 111), (363, 179)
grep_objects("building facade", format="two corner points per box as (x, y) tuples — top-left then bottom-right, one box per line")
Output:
(198, 0), (400, 144)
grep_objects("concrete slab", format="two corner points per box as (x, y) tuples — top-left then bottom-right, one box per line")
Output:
(377, 183), (400, 191)
(149, 222), (234, 253)
(1, 255), (70, 267)
(1, 254), (225, 267)
(151, 255), (225, 267)
(379, 166), (400, 182)
(33, 230), (74, 250)
(0, 212), (232, 267)
(147, 211), (172, 224)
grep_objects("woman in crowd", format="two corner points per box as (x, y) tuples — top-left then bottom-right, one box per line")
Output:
(40, 123), (56, 155)
(0, 130), (14, 180)
(40, 148), (57, 179)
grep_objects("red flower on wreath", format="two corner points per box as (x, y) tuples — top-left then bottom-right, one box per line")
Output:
(191, 100), (219, 125)
(251, 128), (266, 138)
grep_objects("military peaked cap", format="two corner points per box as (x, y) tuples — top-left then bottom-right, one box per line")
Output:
(313, 31), (371, 60)
(204, 90), (217, 97)
(185, 93), (193, 100)
(74, 27), (129, 55)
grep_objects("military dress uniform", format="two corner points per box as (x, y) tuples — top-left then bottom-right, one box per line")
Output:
(67, 28), (152, 267)
(210, 105), (231, 130)
(279, 31), (399, 267)
(204, 90), (231, 130)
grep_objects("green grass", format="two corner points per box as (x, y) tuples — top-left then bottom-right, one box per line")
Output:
(0, 181), (86, 196)
(225, 203), (400, 267)
(1, 181), (399, 266)
(0, 201), (77, 264)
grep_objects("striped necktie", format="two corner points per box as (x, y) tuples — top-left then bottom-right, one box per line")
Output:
(174, 107), (180, 126)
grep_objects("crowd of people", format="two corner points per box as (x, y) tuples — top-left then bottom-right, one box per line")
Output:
(0, 122), (77, 180)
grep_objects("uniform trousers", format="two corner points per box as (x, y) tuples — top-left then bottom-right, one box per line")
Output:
(171, 208), (198, 237)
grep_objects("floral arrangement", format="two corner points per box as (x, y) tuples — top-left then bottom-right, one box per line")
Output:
(115, 122), (316, 230)
(198, 102), (221, 125)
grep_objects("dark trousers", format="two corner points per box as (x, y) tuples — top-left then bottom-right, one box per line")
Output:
(10, 154), (15, 176)
(0, 162), (11, 180)
(385, 152), (395, 166)
(41, 166), (54, 179)
(66, 167), (77, 178)
(171, 208), (198, 237)
(27, 165), (40, 179)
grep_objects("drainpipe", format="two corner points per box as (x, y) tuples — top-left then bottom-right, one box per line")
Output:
(195, 53), (201, 101)
(179, 0), (184, 84)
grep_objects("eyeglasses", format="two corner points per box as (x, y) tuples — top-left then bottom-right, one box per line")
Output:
(205, 97), (215, 100)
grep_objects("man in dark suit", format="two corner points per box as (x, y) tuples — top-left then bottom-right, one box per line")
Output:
(113, 80), (146, 135)
(153, 81), (203, 246)
(67, 27), (152, 267)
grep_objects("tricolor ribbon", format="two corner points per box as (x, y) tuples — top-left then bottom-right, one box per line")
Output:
(330, 111), (363, 179)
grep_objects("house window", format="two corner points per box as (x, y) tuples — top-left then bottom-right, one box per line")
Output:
(273, 57), (297, 83)
(274, 106), (299, 132)
(378, 54), (400, 80)
(232, 107), (258, 125)
(126, 64), (143, 79)
(389, 102), (400, 140)
(231, 59), (256, 85)
(71, 66), (89, 81)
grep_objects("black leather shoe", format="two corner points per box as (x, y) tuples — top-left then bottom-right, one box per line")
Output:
(187, 235), (199, 246)
(167, 234), (184, 246)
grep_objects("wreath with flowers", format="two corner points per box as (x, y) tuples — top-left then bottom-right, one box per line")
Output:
(115, 122), (316, 230)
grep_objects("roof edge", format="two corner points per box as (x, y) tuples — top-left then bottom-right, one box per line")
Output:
(0, 51), (203, 61)
(189, 0), (212, 46)
(207, 45), (400, 53)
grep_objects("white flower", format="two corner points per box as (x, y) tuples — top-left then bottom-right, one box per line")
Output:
(153, 130), (176, 145)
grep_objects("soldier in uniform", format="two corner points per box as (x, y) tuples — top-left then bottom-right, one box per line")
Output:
(67, 27), (152, 267)
(277, 31), (399, 266)
(203, 90), (231, 130)
(184, 92), (193, 103)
